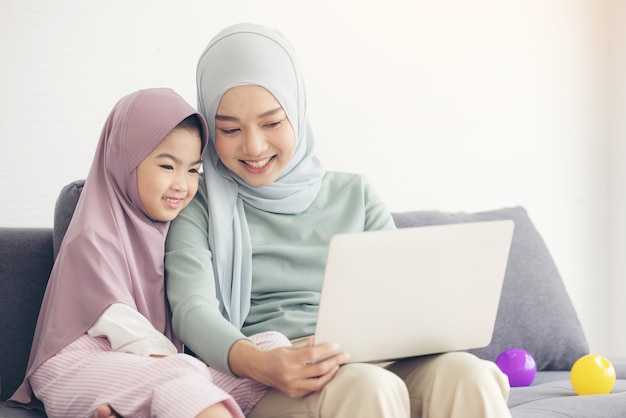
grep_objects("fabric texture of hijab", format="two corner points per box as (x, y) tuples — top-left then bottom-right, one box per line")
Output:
(196, 23), (325, 328)
(10, 88), (208, 406)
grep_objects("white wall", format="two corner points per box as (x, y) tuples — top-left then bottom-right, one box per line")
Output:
(1, 0), (623, 356)
(608, 0), (626, 356)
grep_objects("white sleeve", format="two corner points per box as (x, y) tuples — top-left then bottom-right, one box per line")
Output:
(88, 303), (178, 356)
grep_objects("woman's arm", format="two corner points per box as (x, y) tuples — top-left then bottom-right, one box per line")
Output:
(165, 184), (247, 374)
(362, 174), (397, 232)
(166, 177), (351, 393)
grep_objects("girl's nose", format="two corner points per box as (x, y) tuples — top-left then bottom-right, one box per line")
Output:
(171, 173), (188, 192)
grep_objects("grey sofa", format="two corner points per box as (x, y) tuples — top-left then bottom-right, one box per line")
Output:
(1, 180), (626, 417)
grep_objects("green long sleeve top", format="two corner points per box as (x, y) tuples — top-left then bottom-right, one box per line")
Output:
(165, 171), (395, 374)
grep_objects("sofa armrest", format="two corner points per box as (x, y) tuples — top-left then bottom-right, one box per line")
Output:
(0, 227), (53, 401)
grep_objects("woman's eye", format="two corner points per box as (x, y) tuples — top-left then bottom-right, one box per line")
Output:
(219, 128), (240, 135)
(188, 168), (199, 174)
(160, 165), (174, 171)
(266, 121), (282, 129)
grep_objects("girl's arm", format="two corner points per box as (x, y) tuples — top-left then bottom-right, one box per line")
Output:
(88, 303), (177, 356)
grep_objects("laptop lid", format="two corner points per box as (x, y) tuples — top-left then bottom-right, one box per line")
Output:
(313, 220), (514, 363)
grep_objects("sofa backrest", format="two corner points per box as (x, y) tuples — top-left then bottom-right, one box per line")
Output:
(391, 207), (589, 371)
(0, 180), (591, 405)
(52, 179), (84, 259)
(52, 180), (590, 371)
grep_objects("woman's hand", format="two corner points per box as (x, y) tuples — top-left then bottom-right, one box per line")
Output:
(229, 338), (350, 398)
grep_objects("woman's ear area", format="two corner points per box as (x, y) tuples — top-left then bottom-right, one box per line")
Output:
(197, 113), (210, 153)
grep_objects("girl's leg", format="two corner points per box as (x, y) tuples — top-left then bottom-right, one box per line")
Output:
(386, 352), (512, 418)
(30, 335), (243, 418)
(196, 403), (237, 418)
(95, 400), (236, 418)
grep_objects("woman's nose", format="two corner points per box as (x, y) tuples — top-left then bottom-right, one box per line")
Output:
(242, 130), (266, 156)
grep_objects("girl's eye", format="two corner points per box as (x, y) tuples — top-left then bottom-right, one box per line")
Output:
(188, 168), (199, 174)
(160, 165), (174, 171)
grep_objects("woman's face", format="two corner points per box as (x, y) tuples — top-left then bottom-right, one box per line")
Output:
(214, 85), (296, 187)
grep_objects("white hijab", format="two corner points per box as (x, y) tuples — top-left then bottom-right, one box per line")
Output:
(196, 23), (325, 328)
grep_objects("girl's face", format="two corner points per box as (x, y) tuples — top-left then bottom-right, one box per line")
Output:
(214, 85), (296, 187)
(136, 126), (202, 222)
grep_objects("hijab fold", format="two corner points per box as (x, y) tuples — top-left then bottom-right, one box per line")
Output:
(10, 88), (208, 406)
(196, 23), (325, 328)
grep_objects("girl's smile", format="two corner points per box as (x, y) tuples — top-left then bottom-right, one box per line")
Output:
(162, 196), (185, 209)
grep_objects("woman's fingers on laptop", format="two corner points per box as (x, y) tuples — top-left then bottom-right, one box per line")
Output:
(304, 342), (350, 366)
(291, 344), (350, 395)
(267, 344), (347, 397)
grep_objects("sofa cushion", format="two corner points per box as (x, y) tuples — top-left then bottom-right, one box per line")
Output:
(508, 376), (626, 418)
(0, 404), (46, 418)
(509, 376), (626, 417)
(52, 179), (84, 258)
(391, 206), (589, 371)
(508, 357), (626, 417)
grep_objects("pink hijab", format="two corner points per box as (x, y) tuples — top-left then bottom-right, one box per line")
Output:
(9, 88), (208, 407)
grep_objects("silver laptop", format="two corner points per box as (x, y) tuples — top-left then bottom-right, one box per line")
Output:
(313, 220), (514, 363)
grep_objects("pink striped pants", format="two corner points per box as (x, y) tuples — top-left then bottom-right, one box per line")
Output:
(30, 331), (289, 418)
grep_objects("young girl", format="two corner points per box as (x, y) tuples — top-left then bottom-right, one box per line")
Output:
(165, 24), (512, 417)
(9, 88), (287, 418)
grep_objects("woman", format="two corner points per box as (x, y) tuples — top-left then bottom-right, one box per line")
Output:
(165, 24), (512, 418)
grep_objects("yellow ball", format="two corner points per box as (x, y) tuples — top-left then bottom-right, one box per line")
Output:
(570, 354), (616, 395)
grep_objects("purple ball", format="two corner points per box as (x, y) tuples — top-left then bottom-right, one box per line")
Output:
(496, 348), (537, 387)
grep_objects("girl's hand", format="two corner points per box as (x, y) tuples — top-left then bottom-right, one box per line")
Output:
(229, 339), (350, 398)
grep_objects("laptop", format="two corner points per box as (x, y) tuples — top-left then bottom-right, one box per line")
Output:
(313, 220), (514, 363)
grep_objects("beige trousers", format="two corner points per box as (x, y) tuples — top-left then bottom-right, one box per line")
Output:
(247, 352), (511, 418)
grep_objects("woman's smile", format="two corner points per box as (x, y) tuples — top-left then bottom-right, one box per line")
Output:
(241, 155), (276, 172)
